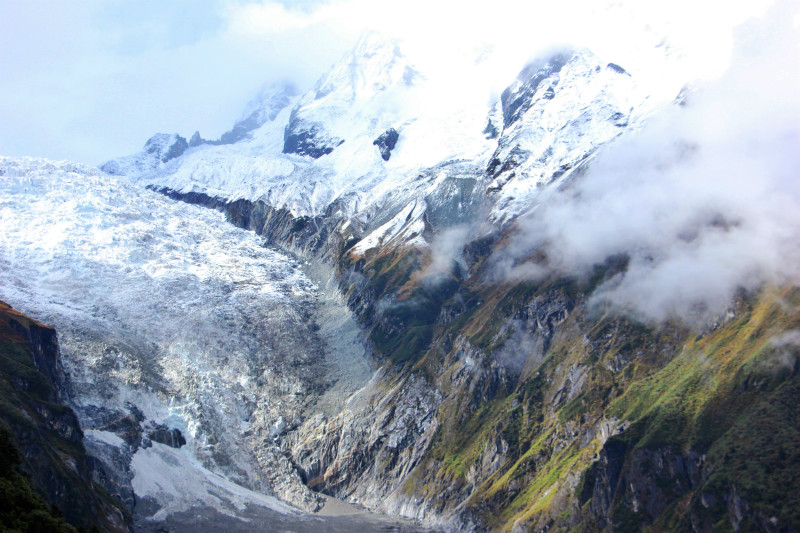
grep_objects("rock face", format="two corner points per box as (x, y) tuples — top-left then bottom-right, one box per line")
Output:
(286, 373), (442, 510)
(189, 130), (204, 147)
(159, 175), (800, 533)
(146, 424), (186, 448)
(283, 111), (344, 158)
(0, 301), (130, 532)
(142, 123), (800, 532)
(373, 128), (399, 161)
(149, 133), (188, 162)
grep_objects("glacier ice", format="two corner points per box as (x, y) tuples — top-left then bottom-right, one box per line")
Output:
(0, 156), (385, 528)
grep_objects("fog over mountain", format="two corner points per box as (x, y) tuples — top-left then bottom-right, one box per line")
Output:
(0, 0), (770, 165)
(495, 3), (800, 322)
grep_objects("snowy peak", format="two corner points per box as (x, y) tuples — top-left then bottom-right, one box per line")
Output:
(239, 81), (299, 125)
(282, 32), (418, 159)
(500, 50), (574, 129)
(187, 81), (299, 147)
(311, 31), (417, 106)
(99, 32), (682, 227)
(219, 81), (299, 145)
(485, 48), (653, 221)
(145, 133), (188, 161)
(101, 133), (187, 176)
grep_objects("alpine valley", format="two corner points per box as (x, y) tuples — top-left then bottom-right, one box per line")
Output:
(1, 12), (799, 533)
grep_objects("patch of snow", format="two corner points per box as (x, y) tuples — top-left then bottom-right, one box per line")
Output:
(351, 199), (427, 255)
(85, 430), (126, 448)
(131, 443), (295, 523)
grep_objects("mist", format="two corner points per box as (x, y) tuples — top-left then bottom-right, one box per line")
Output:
(0, 1), (355, 165)
(493, 2), (800, 323)
(0, 0), (771, 166)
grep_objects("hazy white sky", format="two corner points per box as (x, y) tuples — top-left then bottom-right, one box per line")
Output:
(0, 0), (779, 165)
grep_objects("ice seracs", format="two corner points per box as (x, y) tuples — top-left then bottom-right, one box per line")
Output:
(0, 156), (336, 524)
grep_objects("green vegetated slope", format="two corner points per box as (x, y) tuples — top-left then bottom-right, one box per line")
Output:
(342, 237), (799, 532)
(0, 302), (129, 533)
(0, 423), (79, 533)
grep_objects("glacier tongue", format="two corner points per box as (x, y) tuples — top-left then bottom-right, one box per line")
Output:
(0, 157), (409, 530)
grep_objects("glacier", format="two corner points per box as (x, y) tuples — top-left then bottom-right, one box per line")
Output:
(0, 156), (425, 532)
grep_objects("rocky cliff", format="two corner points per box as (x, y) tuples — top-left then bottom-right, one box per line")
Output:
(0, 301), (130, 532)
(177, 188), (800, 532)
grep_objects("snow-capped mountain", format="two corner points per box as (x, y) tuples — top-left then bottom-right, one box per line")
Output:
(101, 32), (681, 237)
(87, 33), (694, 530)
(7, 17), (794, 533)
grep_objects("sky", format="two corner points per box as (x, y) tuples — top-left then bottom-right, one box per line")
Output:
(0, 0), (780, 166)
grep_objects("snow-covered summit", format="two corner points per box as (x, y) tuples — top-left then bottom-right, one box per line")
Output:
(303, 31), (418, 112)
(241, 81), (299, 127)
(101, 132), (188, 176)
(99, 31), (686, 245)
(485, 49), (650, 222)
(282, 32), (419, 159)
(218, 81), (299, 145)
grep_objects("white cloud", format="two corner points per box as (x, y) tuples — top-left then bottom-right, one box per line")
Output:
(494, 0), (800, 323)
(0, 0), (779, 165)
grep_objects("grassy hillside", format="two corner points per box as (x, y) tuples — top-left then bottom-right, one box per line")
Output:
(340, 236), (800, 532)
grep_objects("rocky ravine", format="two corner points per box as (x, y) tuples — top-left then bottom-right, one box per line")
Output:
(166, 172), (800, 533)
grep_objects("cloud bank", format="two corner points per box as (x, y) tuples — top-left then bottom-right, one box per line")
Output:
(494, 2), (800, 323)
(0, 0), (772, 165)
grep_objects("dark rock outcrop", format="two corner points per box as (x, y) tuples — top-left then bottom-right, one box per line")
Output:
(146, 424), (186, 448)
(482, 119), (499, 139)
(0, 302), (131, 532)
(154, 187), (351, 262)
(607, 62), (630, 75)
(373, 128), (399, 161)
(145, 133), (188, 163)
(283, 111), (343, 159)
(189, 131), (205, 147)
